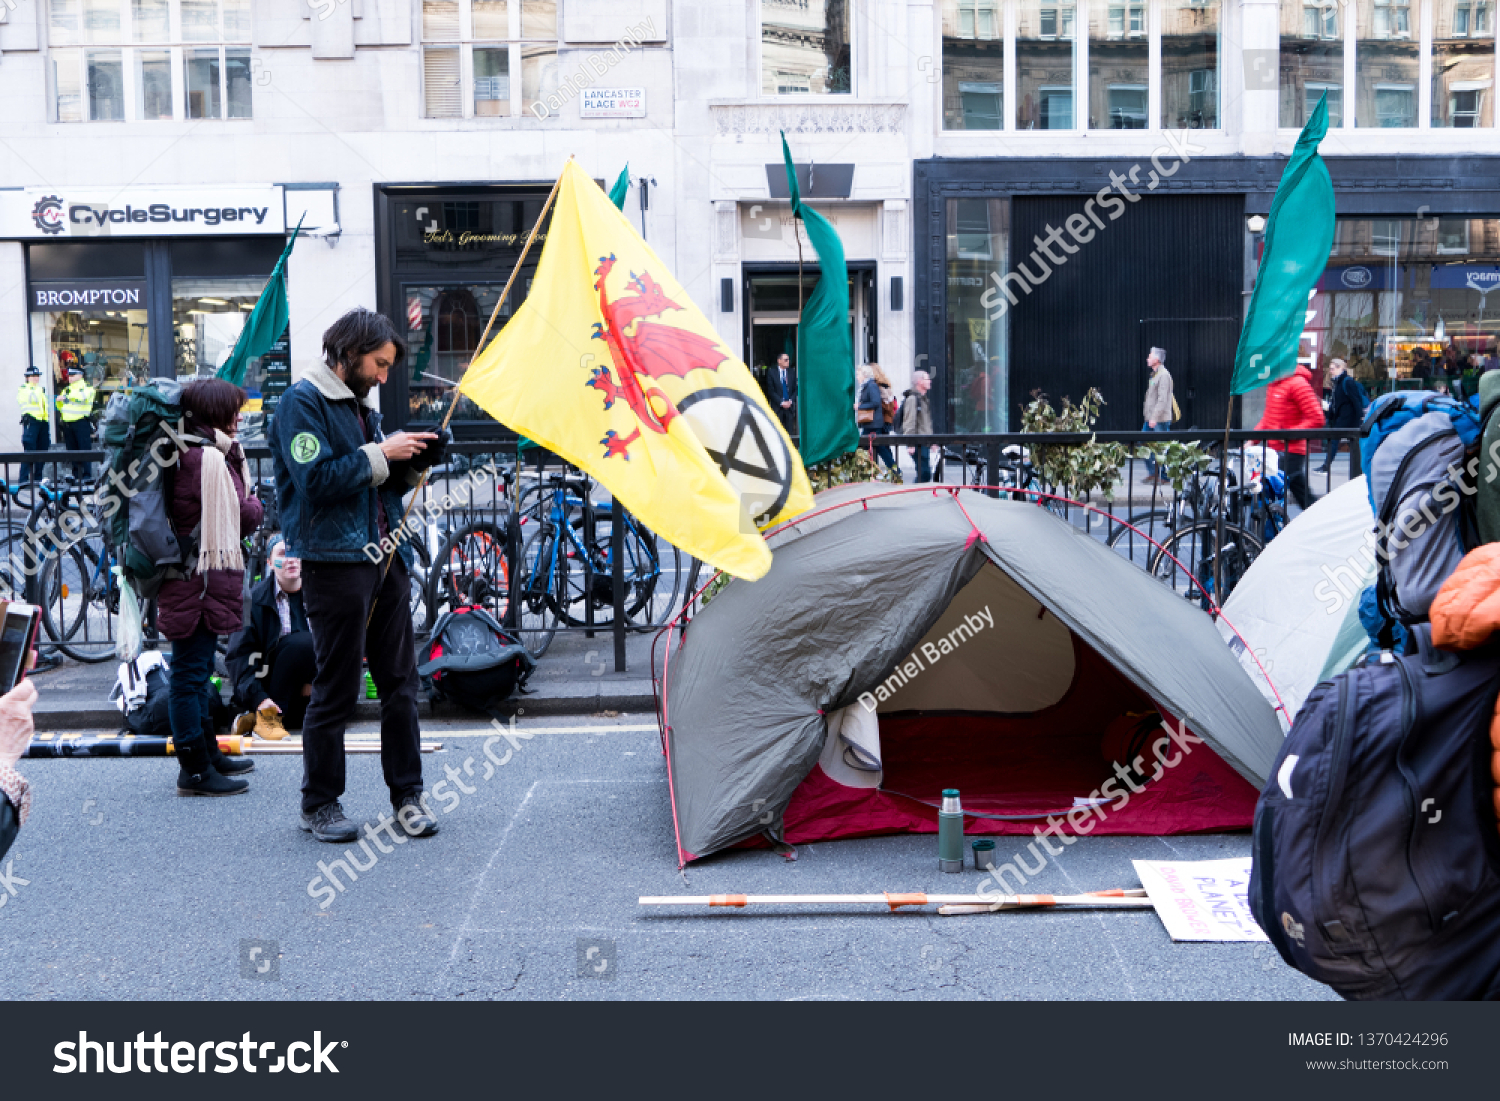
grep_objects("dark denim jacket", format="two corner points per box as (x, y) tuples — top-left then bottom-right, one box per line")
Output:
(268, 362), (417, 565)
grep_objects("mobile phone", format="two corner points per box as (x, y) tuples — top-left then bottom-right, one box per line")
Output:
(0, 603), (41, 694)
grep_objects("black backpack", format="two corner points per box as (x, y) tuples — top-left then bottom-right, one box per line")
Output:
(1249, 624), (1500, 1000)
(418, 606), (536, 716)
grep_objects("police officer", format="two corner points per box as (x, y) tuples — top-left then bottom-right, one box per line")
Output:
(56, 364), (96, 478)
(17, 366), (50, 484)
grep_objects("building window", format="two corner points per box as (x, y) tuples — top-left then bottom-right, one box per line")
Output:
(946, 198), (1010, 432)
(1357, 0), (1419, 125)
(422, 0), (559, 118)
(1090, 0), (1147, 128)
(1281, 0), (1344, 126)
(48, 0), (253, 121)
(1018, 0), (1076, 128)
(942, 0), (1003, 129)
(760, 0), (852, 95)
(1164, 0), (1220, 128)
(1433, 0), (1495, 126)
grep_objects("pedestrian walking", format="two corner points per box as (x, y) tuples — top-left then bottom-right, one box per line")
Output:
(856, 364), (895, 469)
(1141, 347), (1173, 484)
(901, 369), (935, 483)
(1317, 358), (1366, 475)
(769, 352), (797, 433)
(269, 307), (449, 843)
(55, 364), (95, 479)
(227, 537), (314, 739)
(157, 378), (263, 797)
(1256, 363), (1324, 509)
(17, 365), (50, 484)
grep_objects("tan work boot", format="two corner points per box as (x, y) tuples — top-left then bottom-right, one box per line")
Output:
(253, 704), (289, 741)
(232, 710), (257, 739)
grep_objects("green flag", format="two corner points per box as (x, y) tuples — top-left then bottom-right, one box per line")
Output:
(608, 165), (630, 211)
(1230, 95), (1336, 395)
(781, 132), (858, 466)
(218, 214), (304, 386)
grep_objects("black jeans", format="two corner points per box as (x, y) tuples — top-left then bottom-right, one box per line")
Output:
(1283, 452), (1315, 509)
(300, 556), (423, 814)
(60, 419), (93, 478)
(168, 625), (220, 751)
(20, 418), (49, 482)
(264, 630), (316, 730)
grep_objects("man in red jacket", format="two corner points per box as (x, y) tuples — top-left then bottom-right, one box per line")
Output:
(1255, 363), (1325, 509)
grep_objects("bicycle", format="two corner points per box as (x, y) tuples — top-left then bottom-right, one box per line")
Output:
(1147, 519), (1265, 608)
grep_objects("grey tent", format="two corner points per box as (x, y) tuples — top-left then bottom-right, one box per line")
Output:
(659, 488), (1282, 864)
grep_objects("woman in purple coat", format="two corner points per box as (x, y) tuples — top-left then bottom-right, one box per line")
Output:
(159, 379), (264, 795)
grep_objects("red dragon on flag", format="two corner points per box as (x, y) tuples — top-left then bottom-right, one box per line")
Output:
(586, 254), (728, 459)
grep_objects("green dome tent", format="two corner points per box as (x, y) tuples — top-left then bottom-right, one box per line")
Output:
(659, 489), (1283, 864)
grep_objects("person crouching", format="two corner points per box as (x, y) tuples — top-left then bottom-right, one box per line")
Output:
(157, 379), (263, 795)
(227, 537), (314, 740)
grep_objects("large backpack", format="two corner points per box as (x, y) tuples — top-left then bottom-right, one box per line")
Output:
(418, 606), (536, 716)
(1249, 625), (1500, 1000)
(1359, 391), (1482, 625)
(98, 379), (192, 599)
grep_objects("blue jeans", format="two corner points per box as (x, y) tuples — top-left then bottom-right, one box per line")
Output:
(862, 428), (895, 471)
(169, 625), (220, 751)
(1141, 421), (1170, 477)
(912, 445), (933, 484)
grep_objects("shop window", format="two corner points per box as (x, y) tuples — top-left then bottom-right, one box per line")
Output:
(942, 0), (1004, 130)
(760, 0), (852, 95)
(421, 0), (561, 119)
(1357, 0), (1419, 126)
(1089, 0), (1147, 128)
(945, 198), (1010, 432)
(49, 0), (254, 122)
(1433, 0), (1495, 127)
(171, 275), (284, 438)
(1318, 216), (1500, 386)
(1281, 0), (1344, 127)
(1164, 0), (1220, 128)
(1018, 0), (1076, 129)
(404, 283), (516, 423)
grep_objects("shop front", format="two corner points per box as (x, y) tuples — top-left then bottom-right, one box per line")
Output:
(1, 184), (335, 444)
(915, 156), (1500, 432)
(373, 183), (556, 435)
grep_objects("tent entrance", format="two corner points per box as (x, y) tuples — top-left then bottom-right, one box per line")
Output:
(779, 561), (1261, 842)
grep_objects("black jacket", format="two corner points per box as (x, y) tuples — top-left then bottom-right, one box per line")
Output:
(857, 378), (887, 431)
(1327, 374), (1367, 429)
(225, 575), (308, 710)
(1, 794), (17, 862)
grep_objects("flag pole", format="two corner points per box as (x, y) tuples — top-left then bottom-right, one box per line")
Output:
(368, 161), (568, 624)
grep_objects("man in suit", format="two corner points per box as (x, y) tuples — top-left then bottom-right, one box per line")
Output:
(769, 352), (797, 433)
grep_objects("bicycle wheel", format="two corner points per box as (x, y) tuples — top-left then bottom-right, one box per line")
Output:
(54, 539), (123, 663)
(428, 520), (510, 626)
(1104, 509), (1176, 564)
(512, 526), (561, 657)
(555, 510), (663, 628)
(1148, 521), (1264, 607)
(37, 541), (91, 646)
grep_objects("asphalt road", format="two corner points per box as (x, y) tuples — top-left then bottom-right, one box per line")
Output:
(0, 714), (1333, 1002)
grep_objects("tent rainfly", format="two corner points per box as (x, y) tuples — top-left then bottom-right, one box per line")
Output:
(659, 489), (1284, 864)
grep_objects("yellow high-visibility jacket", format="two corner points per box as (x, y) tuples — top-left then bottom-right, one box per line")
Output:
(57, 380), (96, 423)
(17, 382), (48, 422)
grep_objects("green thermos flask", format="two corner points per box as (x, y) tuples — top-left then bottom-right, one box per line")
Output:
(938, 789), (964, 873)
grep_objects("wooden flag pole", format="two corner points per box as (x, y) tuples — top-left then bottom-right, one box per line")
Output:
(367, 162), (568, 626)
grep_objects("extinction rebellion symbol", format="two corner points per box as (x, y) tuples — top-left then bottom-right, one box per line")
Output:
(31, 196), (65, 235)
(676, 387), (794, 528)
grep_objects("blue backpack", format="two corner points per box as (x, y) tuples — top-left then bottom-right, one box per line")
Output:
(1360, 392), (1482, 626)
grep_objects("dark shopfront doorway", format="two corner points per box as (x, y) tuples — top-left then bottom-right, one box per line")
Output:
(742, 263), (877, 403)
(1006, 194), (1242, 431)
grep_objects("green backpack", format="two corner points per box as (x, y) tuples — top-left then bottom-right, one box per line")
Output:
(98, 379), (192, 598)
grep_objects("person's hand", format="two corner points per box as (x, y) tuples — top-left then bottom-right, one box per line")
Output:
(0, 679), (38, 772)
(408, 427), (452, 473)
(1147, 421), (1156, 429)
(379, 432), (438, 463)
(258, 699), (282, 715)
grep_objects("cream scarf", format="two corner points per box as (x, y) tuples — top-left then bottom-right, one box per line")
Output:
(197, 429), (249, 572)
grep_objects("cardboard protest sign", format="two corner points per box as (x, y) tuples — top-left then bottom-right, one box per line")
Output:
(1132, 857), (1268, 943)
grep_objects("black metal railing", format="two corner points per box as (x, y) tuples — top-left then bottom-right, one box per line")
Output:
(0, 427), (1363, 665)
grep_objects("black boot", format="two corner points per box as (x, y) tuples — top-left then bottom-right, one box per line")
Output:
(176, 737), (250, 797)
(206, 735), (254, 775)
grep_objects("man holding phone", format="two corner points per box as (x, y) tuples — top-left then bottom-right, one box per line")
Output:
(269, 308), (449, 844)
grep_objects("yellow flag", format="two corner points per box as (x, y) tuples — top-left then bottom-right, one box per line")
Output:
(460, 160), (813, 580)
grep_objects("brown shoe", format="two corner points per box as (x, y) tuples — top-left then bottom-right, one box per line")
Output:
(253, 705), (289, 741)
(232, 710), (257, 739)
